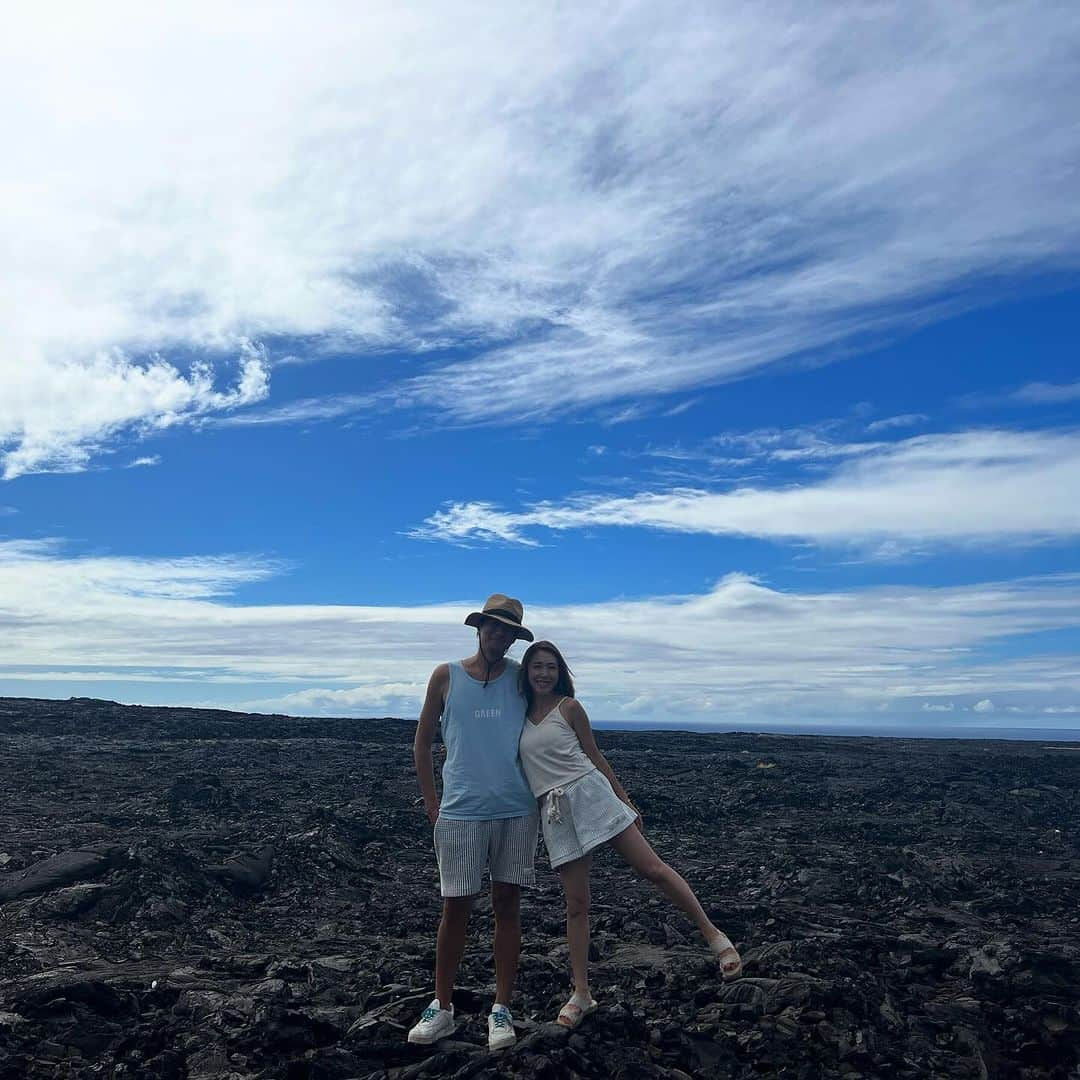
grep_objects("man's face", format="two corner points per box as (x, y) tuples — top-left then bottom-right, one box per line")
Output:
(479, 617), (517, 659)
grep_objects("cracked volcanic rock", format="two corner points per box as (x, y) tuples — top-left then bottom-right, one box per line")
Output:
(1, 696), (1079, 1078)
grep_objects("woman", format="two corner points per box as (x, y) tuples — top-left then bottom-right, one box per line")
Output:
(518, 640), (742, 1029)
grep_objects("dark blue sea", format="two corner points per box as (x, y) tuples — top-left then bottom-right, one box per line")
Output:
(595, 721), (1080, 743)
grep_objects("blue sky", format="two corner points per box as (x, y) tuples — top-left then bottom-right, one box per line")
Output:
(2, 3), (1079, 733)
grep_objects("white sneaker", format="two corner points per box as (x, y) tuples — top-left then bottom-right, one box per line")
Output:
(487, 1004), (516, 1050)
(407, 998), (456, 1044)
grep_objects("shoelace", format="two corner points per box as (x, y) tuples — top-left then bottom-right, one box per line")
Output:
(491, 1010), (512, 1030)
(421, 1006), (441, 1022)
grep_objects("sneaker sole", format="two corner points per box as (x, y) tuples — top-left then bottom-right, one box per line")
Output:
(488, 1033), (516, 1051)
(408, 1022), (456, 1045)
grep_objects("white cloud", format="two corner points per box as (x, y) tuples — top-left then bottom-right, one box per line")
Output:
(973, 698), (996, 713)
(0, 349), (268, 479)
(413, 428), (1080, 550)
(2, 541), (1080, 723)
(414, 500), (543, 547)
(1012, 381), (1080, 405)
(866, 414), (928, 433)
(0, 670), (203, 683)
(921, 702), (954, 712)
(2, 3), (1079, 466)
(126, 455), (161, 468)
(238, 683), (426, 718)
(663, 399), (702, 419)
(0, 538), (282, 600)
(214, 393), (374, 428)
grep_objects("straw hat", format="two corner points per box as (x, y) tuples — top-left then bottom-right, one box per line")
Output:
(464, 594), (534, 642)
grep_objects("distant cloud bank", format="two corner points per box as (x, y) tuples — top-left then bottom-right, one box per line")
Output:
(1, 541), (1078, 725)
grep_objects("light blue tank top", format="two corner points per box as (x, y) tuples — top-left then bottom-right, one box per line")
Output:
(439, 659), (536, 820)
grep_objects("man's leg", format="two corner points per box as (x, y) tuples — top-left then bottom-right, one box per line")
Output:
(435, 895), (475, 1007)
(490, 881), (521, 1006)
(431, 817), (489, 1009)
(487, 813), (537, 1007)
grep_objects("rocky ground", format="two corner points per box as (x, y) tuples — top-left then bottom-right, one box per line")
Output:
(0, 696), (1078, 1079)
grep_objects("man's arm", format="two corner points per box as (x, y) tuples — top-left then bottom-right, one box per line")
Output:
(414, 663), (450, 825)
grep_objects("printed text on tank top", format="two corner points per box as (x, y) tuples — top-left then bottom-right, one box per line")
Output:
(459, 659), (511, 720)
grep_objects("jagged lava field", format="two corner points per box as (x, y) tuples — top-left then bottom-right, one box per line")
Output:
(1, 697), (1078, 1079)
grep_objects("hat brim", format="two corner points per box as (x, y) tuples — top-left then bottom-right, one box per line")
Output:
(464, 611), (534, 642)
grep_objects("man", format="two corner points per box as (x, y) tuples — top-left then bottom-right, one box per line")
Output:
(408, 594), (538, 1051)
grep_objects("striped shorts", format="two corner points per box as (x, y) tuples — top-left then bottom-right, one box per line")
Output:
(433, 813), (539, 898)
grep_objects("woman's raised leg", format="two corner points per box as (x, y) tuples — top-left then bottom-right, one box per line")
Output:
(607, 825), (740, 975)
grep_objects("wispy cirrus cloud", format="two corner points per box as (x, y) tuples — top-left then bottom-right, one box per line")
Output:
(1, 541), (1079, 723)
(3, 3), (1079, 469)
(1012, 381), (1080, 405)
(637, 423), (891, 471)
(212, 393), (376, 428)
(866, 414), (929, 433)
(0, 538), (283, 601)
(413, 428), (1080, 550)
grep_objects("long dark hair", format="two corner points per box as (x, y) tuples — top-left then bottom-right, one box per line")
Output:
(519, 640), (575, 712)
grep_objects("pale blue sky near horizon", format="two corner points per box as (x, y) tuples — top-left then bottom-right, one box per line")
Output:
(2, 3), (1080, 737)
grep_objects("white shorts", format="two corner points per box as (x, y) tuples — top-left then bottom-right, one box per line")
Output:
(541, 769), (637, 869)
(433, 813), (539, 898)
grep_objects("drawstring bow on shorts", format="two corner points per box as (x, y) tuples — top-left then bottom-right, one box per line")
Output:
(546, 786), (565, 824)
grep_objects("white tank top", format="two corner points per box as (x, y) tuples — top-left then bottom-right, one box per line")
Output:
(518, 698), (596, 797)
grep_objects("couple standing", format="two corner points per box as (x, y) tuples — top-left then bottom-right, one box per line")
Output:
(410, 594), (741, 1050)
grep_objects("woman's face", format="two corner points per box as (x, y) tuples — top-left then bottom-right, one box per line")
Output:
(527, 650), (560, 696)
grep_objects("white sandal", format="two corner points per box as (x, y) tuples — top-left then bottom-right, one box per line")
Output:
(710, 932), (743, 981)
(556, 991), (598, 1028)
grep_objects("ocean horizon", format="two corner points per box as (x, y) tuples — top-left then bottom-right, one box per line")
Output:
(594, 720), (1080, 742)
(9, 695), (1079, 744)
